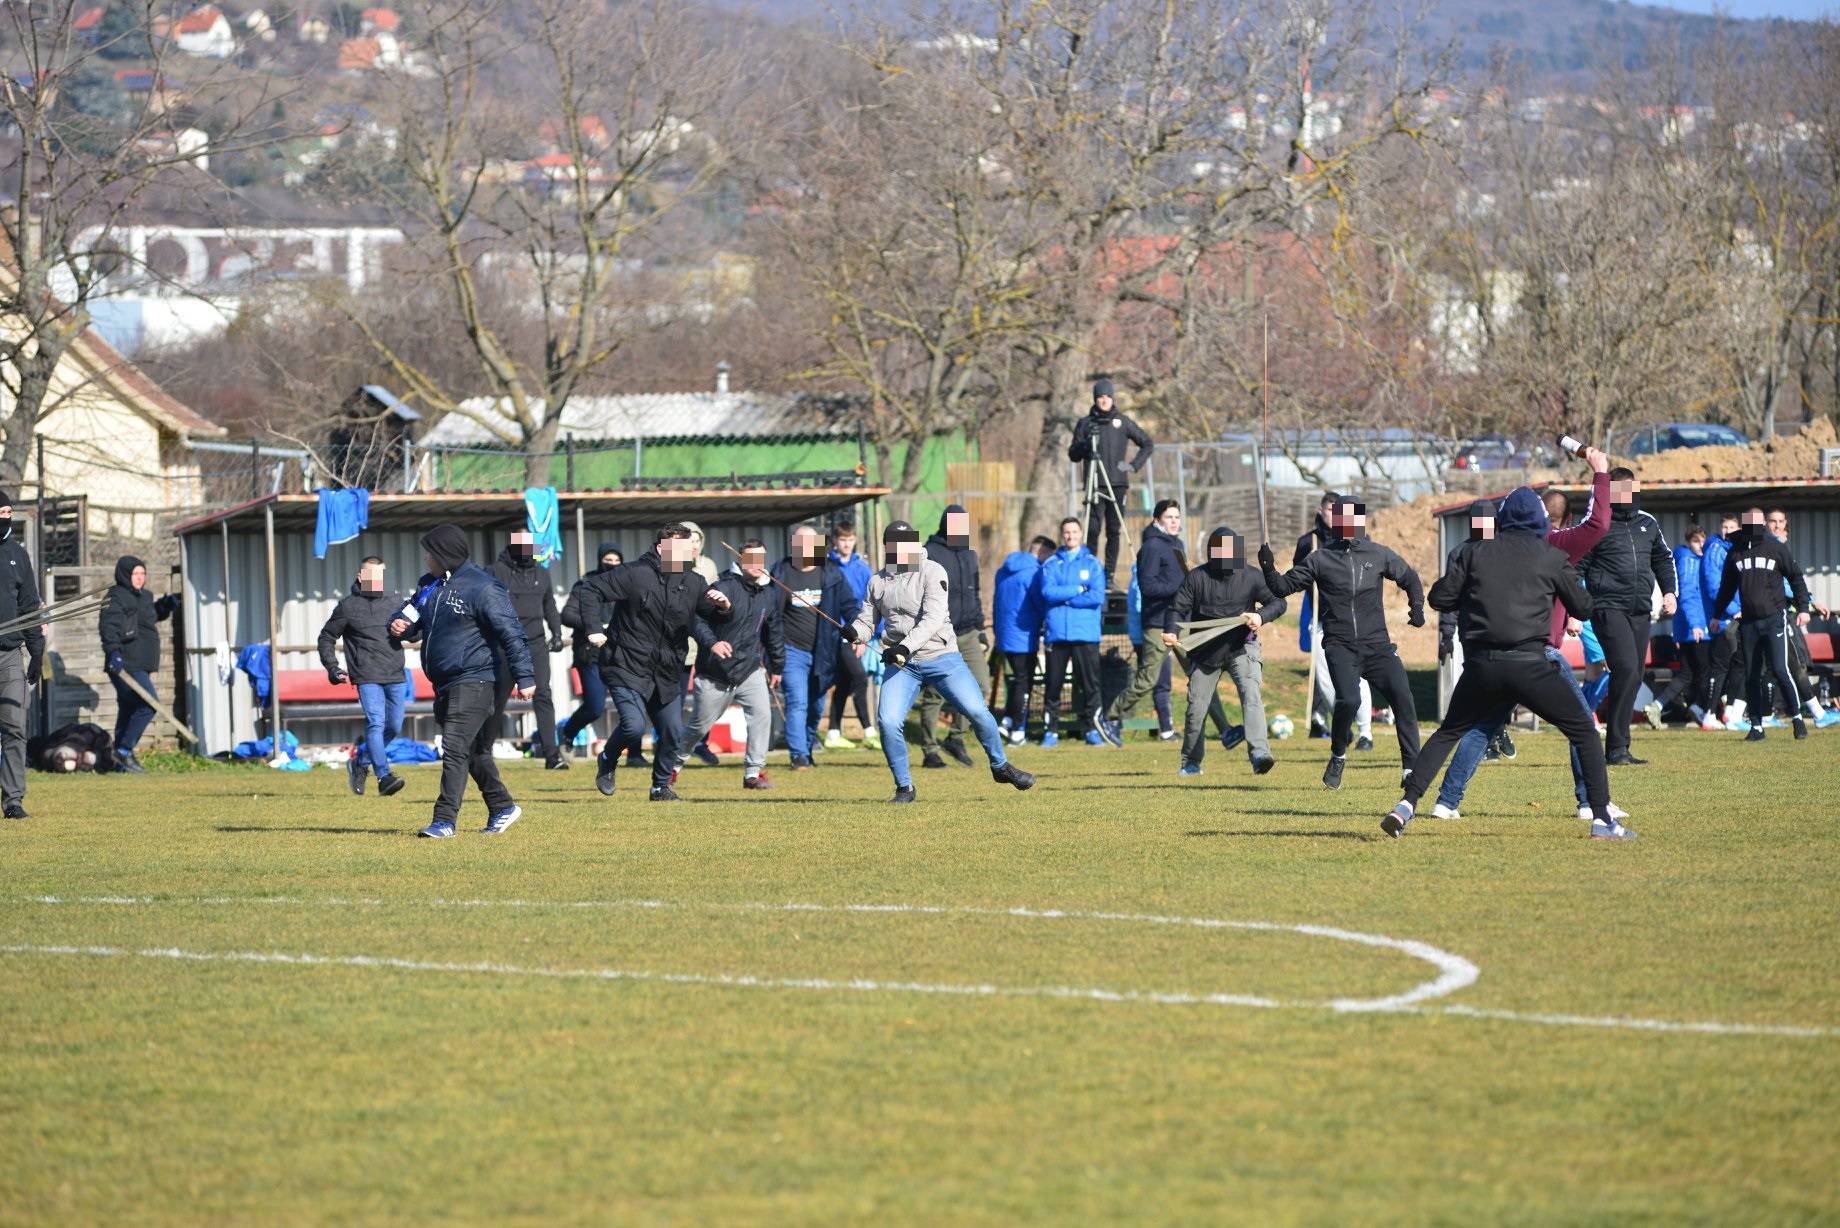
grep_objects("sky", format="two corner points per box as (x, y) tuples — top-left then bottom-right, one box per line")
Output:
(1646, 0), (1835, 16)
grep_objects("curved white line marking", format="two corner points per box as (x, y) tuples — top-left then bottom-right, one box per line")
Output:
(11, 893), (1474, 1013)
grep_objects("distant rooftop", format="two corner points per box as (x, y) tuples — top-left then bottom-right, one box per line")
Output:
(424, 391), (864, 447)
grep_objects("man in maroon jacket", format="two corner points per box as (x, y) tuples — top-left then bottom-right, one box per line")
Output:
(1419, 445), (1621, 822)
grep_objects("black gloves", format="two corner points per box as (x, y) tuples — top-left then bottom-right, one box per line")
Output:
(884, 640), (911, 669)
(840, 622), (861, 644)
(106, 650), (124, 674)
(977, 629), (990, 649)
(1408, 609), (1426, 629)
(25, 652), (42, 686)
(328, 669), (349, 686)
(547, 634), (565, 654)
(154, 594), (179, 617)
(1438, 629), (1452, 661)
(1256, 542), (1276, 570)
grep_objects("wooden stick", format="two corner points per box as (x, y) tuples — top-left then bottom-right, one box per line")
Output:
(115, 669), (201, 746)
(718, 540), (847, 629)
(1259, 313), (1271, 543)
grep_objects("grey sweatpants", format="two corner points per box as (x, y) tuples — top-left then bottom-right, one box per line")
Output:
(0, 651), (24, 807)
(684, 667), (772, 777)
(1182, 642), (1269, 767)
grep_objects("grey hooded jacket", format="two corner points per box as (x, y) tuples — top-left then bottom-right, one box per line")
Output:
(849, 559), (957, 662)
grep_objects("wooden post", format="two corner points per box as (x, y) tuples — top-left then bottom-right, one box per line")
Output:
(574, 502), (587, 581)
(221, 517), (234, 750)
(263, 501), (282, 748)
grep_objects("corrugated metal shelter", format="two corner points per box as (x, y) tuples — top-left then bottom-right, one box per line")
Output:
(174, 486), (888, 755)
(1430, 477), (1840, 715)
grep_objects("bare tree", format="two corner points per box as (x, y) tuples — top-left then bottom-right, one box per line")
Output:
(332, 0), (743, 488)
(0, 0), (288, 485)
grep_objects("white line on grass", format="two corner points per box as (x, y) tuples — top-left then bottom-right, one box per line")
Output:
(8, 895), (1834, 1037)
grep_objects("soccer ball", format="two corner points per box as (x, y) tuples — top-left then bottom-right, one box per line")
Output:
(1268, 713), (1295, 740)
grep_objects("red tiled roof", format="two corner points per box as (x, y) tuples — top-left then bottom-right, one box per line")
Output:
(175, 4), (224, 35)
(360, 7), (400, 30)
(73, 6), (104, 30)
(338, 36), (379, 69)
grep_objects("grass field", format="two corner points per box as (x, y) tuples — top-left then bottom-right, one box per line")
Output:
(4, 677), (1839, 1225)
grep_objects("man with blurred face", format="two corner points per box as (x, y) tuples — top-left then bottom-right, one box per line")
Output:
(917, 505), (990, 767)
(773, 524), (860, 769)
(1098, 499), (1187, 746)
(578, 524), (730, 800)
(318, 555), (408, 797)
(681, 540), (784, 790)
(844, 521), (1034, 802)
(1715, 507), (1832, 741)
(1580, 467), (1677, 764)
(1171, 526), (1286, 777)
(1762, 508), (1834, 726)
(488, 528), (566, 769)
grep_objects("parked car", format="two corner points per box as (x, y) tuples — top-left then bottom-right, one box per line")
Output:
(1451, 435), (1542, 471)
(1616, 423), (1750, 456)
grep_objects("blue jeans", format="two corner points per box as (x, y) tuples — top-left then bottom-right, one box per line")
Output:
(783, 644), (826, 761)
(604, 682), (682, 790)
(111, 670), (157, 754)
(878, 653), (1006, 789)
(356, 681), (406, 780)
(1437, 645), (1589, 809)
(559, 660), (607, 744)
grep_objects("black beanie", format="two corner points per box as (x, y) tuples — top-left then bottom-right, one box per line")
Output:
(1093, 378), (1115, 400)
(420, 524), (470, 575)
(0, 489), (12, 510)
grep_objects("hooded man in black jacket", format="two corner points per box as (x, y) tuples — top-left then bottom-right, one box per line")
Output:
(1714, 506), (1830, 742)
(1259, 498), (1425, 790)
(0, 491), (44, 817)
(1296, 491), (1369, 744)
(1068, 378), (1154, 579)
(578, 523), (731, 799)
(1098, 500), (1188, 744)
(558, 544), (637, 757)
(681, 540), (786, 789)
(917, 504), (989, 768)
(488, 529), (567, 769)
(1172, 526), (1286, 775)
(1384, 485), (1630, 840)
(1579, 468), (1677, 764)
(98, 554), (178, 775)
(317, 555), (408, 797)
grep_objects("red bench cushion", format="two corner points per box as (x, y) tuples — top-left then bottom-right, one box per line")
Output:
(273, 669), (434, 702)
(1807, 632), (1834, 663)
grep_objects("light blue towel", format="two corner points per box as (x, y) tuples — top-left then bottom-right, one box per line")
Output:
(524, 486), (562, 569)
(314, 487), (370, 558)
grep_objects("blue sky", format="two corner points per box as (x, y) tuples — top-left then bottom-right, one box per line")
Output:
(1647, 0), (1835, 16)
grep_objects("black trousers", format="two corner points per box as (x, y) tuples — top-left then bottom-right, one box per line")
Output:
(1658, 639), (1712, 716)
(1086, 492), (1125, 580)
(1710, 621), (1746, 708)
(1003, 650), (1036, 727)
(1590, 609), (1649, 756)
(1405, 650), (1612, 822)
(1323, 640), (1419, 764)
(432, 681), (513, 825)
(498, 638), (557, 757)
(828, 639), (872, 731)
(1043, 641), (1101, 728)
(1743, 616), (1802, 719)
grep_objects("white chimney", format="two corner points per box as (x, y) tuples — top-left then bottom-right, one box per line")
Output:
(715, 360), (730, 395)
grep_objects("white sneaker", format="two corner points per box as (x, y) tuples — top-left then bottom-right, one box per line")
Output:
(1576, 801), (1630, 821)
(1430, 803), (1462, 820)
(1699, 714), (1724, 731)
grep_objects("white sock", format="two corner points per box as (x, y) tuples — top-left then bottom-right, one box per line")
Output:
(1727, 700), (1748, 722)
(863, 725), (875, 737)
(1805, 699), (1824, 718)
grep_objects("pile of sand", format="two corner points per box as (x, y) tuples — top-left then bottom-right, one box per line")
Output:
(1629, 418), (1837, 482)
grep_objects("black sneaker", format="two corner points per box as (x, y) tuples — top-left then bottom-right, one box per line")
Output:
(649, 785), (680, 802)
(943, 733), (976, 765)
(1793, 718), (1809, 740)
(991, 761), (1034, 790)
(1251, 755), (1275, 775)
(596, 756), (618, 796)
(1605, 752), (1648, 766)
(1496, 731), (1517, 759)
(692, 742), (721, 767)
(346, 754), (366, 795)
(1355, 735), (1374, 752)
(1746, 727), (1766, 742)
(378, 774), (405, 797)
(1221, 724), (1246, 752)
(889, 784), (916, 803)
(545, 755), (571, 771)
(1381, 801), (1414, 838)
(115, 751), (146, 775)
(1322, 755), (1346, 790)
(1481, 741), (1501, 763)
(625, 750), (649, 768)
(3, 804), (27, 820)
(921, 750), (949, 769)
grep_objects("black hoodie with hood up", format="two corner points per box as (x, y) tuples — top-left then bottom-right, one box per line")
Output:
(317, 579), (408, 686)
(0, 499), (43, 660)
(487, 544), (562, 644)
(98, 555), (176, 673)
(924, 504), (985, 636)
(1172, 527), (1286, 671)
(1432, 487), (1590, 651)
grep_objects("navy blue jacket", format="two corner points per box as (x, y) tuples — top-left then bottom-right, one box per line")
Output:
(771, 558), (861, 693)
(1134, 524), (1186, 634)
(402, 562), (534, 691)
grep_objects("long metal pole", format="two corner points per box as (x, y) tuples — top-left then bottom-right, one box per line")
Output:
(221, 518), (234, 752)
(264, 502), (282, 750)
(574, 503), (587, 580)
(1259, 314), (1271, 544)
(34, 434), (46, 735)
